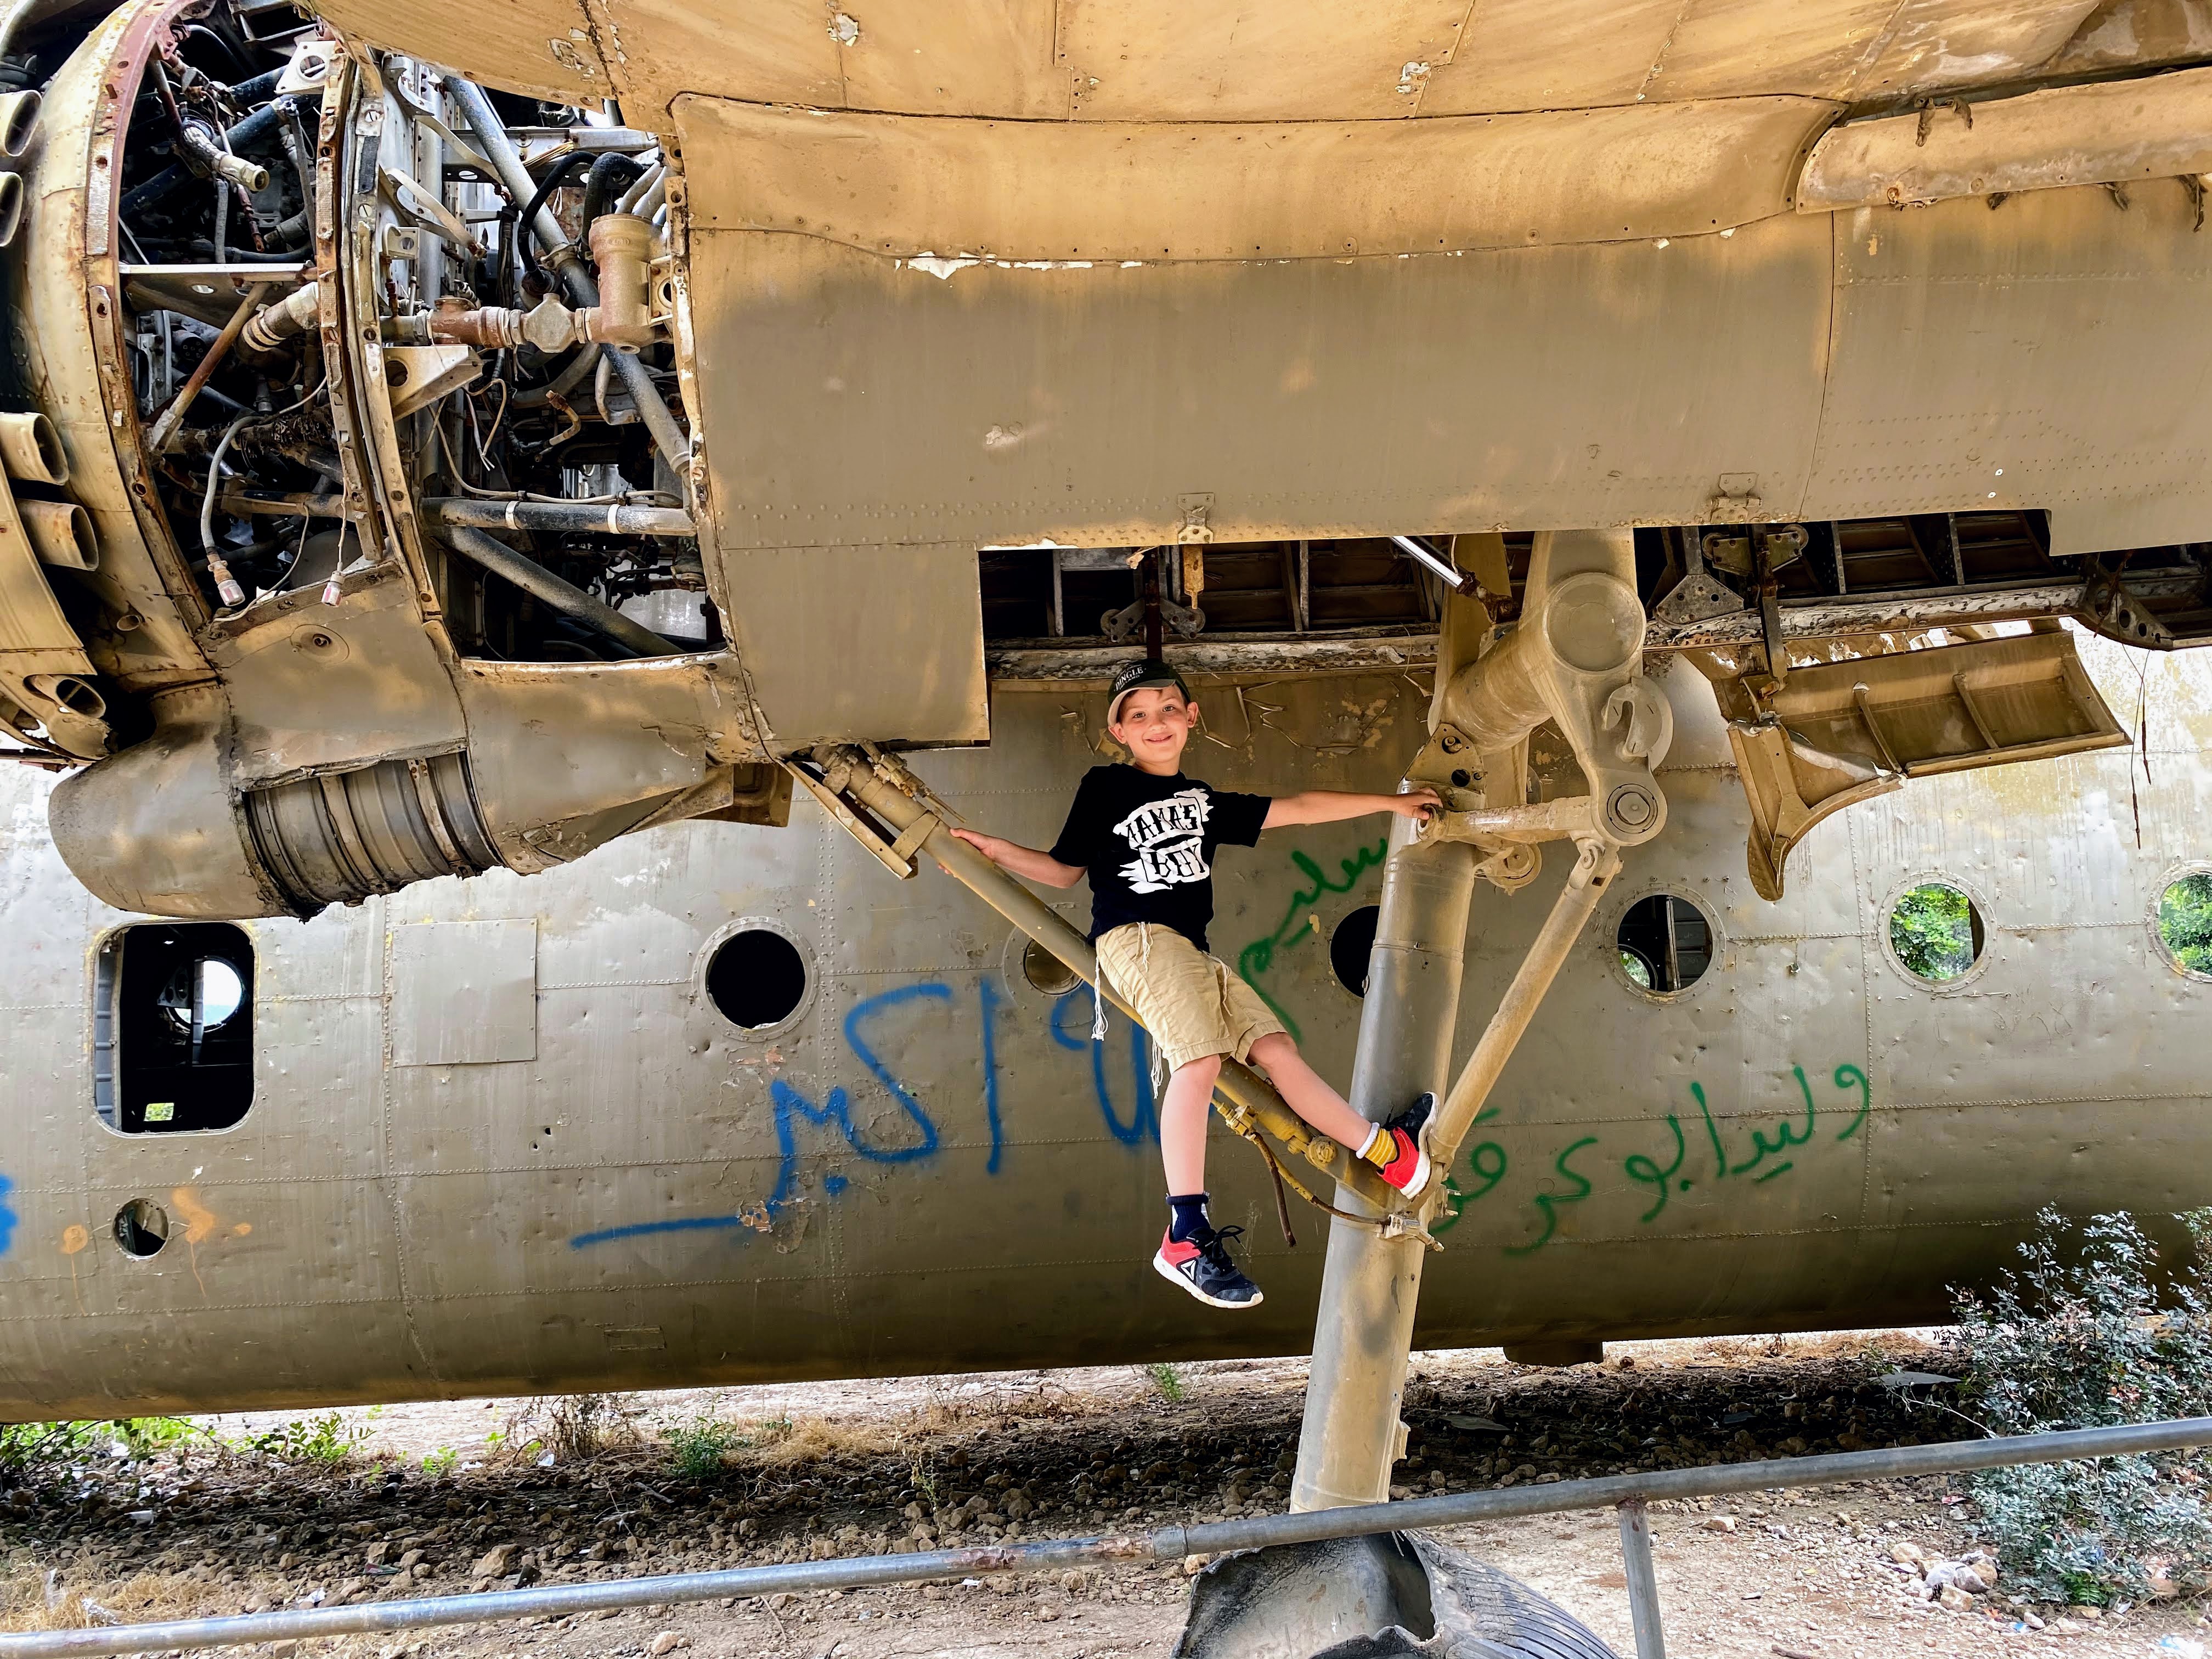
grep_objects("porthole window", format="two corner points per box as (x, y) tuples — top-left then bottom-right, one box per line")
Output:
(1888, 881), (1985, 984)
(114, 1200), (168, 1259)
(2154, 868), (2212, 980)
(94, 923), (254, 1133)
(704, 926), (809, 1030)
(1021, 937), (1081, 996)
(1331, 904), (1381, 996)
(1615, 895), (1713, 995)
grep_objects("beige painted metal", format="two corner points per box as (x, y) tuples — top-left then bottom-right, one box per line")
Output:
(1798, 66), (2212, 211)
(319, 0), (2115, 127)
(673, 95), (1829, 262)
(3, 648), (2212, 1419)
(1713, 629), (2131, 899)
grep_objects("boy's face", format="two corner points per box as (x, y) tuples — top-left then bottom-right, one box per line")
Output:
(1109, 687), (1198, 771)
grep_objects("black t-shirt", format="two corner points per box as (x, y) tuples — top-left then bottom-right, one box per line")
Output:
(1048, 765), (1272, 951)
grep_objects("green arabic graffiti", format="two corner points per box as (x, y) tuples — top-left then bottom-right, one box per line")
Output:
(1440, 1063), (1875, 1252)
(1504, 1136), (1599, 1256)
(1235, 838), (1388, 1040)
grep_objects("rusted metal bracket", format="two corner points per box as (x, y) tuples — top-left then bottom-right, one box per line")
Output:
(2077, 557), (2176, 650)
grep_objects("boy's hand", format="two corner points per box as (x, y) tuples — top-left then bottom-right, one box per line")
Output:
(948, 827), (1010, 863)
(1391, 787), (1444, 823)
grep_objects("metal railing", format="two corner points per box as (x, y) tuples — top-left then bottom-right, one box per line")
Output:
(5, 1417), (2209, 1659)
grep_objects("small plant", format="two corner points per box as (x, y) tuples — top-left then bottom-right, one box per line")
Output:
(246, 1412), (368, 1467)
(1146, 1363), (1186, 1404)
(1952, 1207), (2212, 1606)
(664, 1418), (739, 1480)
(420, 1447), (459, 1477)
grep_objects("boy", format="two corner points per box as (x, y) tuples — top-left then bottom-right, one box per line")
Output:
(951, 659), (1442, 1310)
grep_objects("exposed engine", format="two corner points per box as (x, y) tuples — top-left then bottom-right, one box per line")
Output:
(0, 0), (776, 920)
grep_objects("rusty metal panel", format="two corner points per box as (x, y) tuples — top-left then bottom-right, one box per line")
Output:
(390, 919), (538, 1066)
(1798, 65), (2212, 211)
(674, 94), (1826, 261)
(684, 217), (1835, 551)
(707, 543), (989, 749)
(1801, 188), (2212, 534)
(1850, 0), (2106, 100)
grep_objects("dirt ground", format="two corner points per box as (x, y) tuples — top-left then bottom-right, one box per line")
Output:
(4, 1330), (2208, 1659)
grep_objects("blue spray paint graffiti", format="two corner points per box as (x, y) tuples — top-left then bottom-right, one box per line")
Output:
(0, 1172), (14, 1257)
(1049, 988), (1158, 1146)
(571, 982), (951, 1249)
(979, 977), (1007, 1175)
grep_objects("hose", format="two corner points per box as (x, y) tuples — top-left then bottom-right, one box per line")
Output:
(580, 151), (644, 226)
(515, 149), (594, 278)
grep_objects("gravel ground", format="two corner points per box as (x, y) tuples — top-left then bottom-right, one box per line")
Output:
(4, 1331), (2208, 1659)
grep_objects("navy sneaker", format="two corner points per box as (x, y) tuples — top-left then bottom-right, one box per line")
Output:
(1153, 1224), (1265, 1310)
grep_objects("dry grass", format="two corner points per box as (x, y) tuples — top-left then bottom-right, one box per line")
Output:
(0, 1566), (213, 1634)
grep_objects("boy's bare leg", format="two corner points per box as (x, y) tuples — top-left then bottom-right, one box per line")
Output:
(1246, 1031), (1378, 1150)
(1160, 1053), (1224, 1195)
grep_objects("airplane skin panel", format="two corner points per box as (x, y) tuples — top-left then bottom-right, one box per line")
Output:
(389, 919), (538, 1066)
(673, 95), (1828, 262)
(4, 647), (2210, 1418)
(684, 220), (1836, 552)
(1802, 190), (2212, 526)
(310, 0), (610, 106)
(1050, 0), (1471, 122)
(704, 542), (991, 751)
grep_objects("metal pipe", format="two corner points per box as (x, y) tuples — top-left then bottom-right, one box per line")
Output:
(1427, 842), (1622, 1170)
(10, 1417), (2212, 1659)
(434, 524), (678, 658)
(1291, 826), (1479, 1513)
(424, 498), (695, 537)
(145, 284), (270, 453)
(836, 758), (1412, 1216)
(1617, 1498), (1665, 1659)
(1391, 534), (1481, 597)
(443, 77), (691, 471)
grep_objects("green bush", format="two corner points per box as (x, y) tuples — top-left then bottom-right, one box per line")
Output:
(664, 1418), (740, 1480)
(1890, 882), (1980, 981)
(2158, 872), (2212, 974)
(1146, 1363), (1186, 1404)
(1953, 1207), (2212, 1605)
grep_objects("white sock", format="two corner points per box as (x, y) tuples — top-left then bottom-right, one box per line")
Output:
(1356, 1123), (1384, 1162)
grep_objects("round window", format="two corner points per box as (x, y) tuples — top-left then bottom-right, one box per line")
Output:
(157, 957), (244, 1036)
(2154, 868), (2212, 980)
(704, 928), (809, 1030)
(1021, 937), (1081, 996)
(114, 1199), (168, 1259)
(1615, 894), (1714, 995)
(1331, 904), (1381, 996)
(1888, 881), (1985, 984)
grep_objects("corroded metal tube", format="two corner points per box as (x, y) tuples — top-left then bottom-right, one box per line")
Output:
(424, 498), (695, 537)
(433, 524), (677, 658)
(0, 410), (67, 484)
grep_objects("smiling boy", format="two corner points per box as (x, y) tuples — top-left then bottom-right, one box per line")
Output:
(950, 659), (1442, 1310)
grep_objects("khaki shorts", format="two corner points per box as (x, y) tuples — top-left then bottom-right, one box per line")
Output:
(1095, 922), (1287, 1074)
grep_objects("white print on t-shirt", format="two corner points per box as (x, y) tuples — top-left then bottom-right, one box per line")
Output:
(1112, 789), (1214, 894)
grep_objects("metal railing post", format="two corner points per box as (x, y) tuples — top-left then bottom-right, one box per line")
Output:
(1616, 1497), (1666, 1659)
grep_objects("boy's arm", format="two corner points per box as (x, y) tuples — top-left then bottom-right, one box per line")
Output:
(1263, 788), (1442, 831)
(947, 828), (1086, 889)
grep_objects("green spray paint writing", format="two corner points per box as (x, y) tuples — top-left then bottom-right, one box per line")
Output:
(1234, 839), (1388, 1041)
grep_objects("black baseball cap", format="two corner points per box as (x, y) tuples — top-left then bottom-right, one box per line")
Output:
(1105, 658), (1192, 724)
